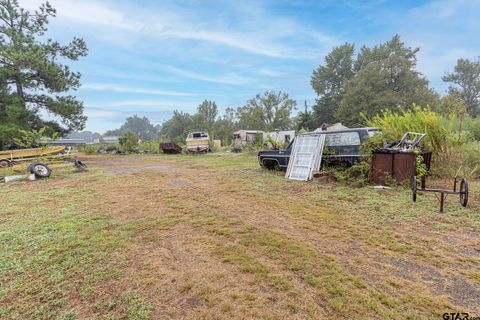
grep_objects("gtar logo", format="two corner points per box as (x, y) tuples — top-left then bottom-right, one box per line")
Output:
(443, 313), (470, 320)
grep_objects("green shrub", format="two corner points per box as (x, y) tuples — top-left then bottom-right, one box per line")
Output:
(79, 144), (102, 154)
(457, 142), (480, 178)
(119, 132), (139, 152)
(105, 144), (121, 152)
(466, 118), (480, 141)
(243, 133), (266, 153)
(139, 140), (160, 153)
(365, 105), (457, 158)
(324, 161), (371, 188)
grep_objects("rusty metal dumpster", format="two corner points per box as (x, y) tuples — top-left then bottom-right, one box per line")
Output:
(371, 151), (432, 185)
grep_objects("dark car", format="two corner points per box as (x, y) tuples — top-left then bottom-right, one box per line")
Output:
(258, 127), (380, 170)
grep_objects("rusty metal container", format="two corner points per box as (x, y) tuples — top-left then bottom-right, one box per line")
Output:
(371, 153), (393, 185)
(371, 151), (432, 185)
(160, 143), (182, 154)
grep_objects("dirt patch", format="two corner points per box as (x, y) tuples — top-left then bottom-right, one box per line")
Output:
(104, 164), (173, 175)
(168, 178), (191, 187)
(354, 254), (480, 313)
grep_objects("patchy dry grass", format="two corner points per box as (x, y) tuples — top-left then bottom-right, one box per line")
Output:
(1, 152), (479, 319)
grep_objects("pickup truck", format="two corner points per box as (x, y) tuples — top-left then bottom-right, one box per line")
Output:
(258, 127), (380, 170)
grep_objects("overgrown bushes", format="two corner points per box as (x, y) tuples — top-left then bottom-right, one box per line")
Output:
(139, 140), (159, 153)
(466, 118), (480, 141)
(365, 105), (452, 157)
(323, 162), (371, 187)
(366, 105), (480, 178)
(119, 132), (139, 152)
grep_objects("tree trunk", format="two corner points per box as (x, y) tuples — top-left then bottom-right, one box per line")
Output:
(15, 75), (25, 106)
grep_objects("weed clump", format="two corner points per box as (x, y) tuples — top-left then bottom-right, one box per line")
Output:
(323, 162), (371, 187)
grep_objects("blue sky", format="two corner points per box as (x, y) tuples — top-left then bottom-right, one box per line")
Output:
(21, 0), (480, 133)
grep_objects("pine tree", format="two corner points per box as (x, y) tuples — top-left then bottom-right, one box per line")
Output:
(0, 0), (88, 148)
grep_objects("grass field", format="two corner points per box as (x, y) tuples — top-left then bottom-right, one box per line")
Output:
(1, 152), (479, 319)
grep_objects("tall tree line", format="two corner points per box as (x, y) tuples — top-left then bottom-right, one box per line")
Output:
(160, 92), (297, 144)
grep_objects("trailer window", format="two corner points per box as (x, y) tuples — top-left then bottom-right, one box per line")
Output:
(326, 132), (360, 146)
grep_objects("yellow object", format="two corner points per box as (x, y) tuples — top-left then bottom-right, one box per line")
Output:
(186, 139), (209, 152)
(0, 146), (66, 160)
(186, 131), (210, 152)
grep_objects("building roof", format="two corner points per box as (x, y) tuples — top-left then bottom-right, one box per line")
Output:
(102, 136), (120, 141)
(49, 139), (86, 144)
(233, 130), (264, 134)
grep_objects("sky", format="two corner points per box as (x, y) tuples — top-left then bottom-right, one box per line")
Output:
(19, 0), (480, 133)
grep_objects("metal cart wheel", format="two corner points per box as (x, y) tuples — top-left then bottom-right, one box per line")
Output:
(459, 178), (468, 207)
(411, 176), (417, 202)
(0, 159), (11, 168)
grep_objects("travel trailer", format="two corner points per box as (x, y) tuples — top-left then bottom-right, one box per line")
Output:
(232, 130), (264, 147)
(263, 130), (296, 148)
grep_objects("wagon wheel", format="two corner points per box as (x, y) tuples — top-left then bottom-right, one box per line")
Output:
(0, 159), (11, 168)
(459, 178), (468, 207)
(411, 176), (417, 202)
(29, 163), (52, 178)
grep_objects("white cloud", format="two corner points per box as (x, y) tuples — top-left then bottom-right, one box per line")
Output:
(157, 28), (292, 59)
(19, 0), (335, 59)
(85, 108), (123, 118)
(82, 83), (195, 97)
(410, 0), (460, 20)
(101, 99), (198, 108)
(256, 68), (284, 77)
(154, 64), (252, 86)
(20, 0), (142, 30)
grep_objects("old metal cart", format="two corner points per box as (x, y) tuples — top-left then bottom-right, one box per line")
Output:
(410, 174), (468, 213)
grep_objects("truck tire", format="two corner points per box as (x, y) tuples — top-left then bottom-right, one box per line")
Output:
(262, 159), (279, 170)
(0, 159), (11, 168)
(29, 163), (52, 178)
(74, 160), (87, 171)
